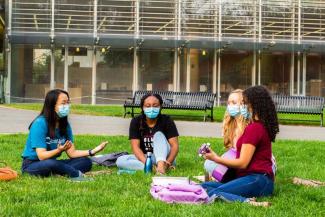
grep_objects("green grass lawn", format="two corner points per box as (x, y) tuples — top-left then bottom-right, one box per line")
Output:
(2, 103), (325, 126)
(0, 134), (324, 217)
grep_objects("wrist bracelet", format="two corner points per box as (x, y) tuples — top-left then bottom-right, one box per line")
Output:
(88, 149), (94, 156)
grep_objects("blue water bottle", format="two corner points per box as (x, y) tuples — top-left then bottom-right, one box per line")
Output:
(144, 152), (153, 174)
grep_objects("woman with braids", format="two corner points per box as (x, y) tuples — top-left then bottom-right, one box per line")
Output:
(21, 89), (108, 181)
(116, 93), (179, 174)
(201, 86), (279, 207)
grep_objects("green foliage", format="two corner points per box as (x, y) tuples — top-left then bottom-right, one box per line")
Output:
(0, 135), (324, 217)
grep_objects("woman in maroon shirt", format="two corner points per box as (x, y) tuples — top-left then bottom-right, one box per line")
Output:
(201, 86), (279, 207)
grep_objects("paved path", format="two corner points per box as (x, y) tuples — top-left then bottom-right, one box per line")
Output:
(0, 106), (324, 141)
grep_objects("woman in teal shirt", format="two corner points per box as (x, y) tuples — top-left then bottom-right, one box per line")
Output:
(22, 89), (108, 181)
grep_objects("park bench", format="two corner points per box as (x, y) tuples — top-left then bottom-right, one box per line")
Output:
(124, 91), (216, 121)
(272, 95), (325, 127)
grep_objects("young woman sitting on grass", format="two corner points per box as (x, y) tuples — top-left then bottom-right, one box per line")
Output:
(201, 86), (279, 206)
(204, 89), (277, 182)
(21, 89), (108, 181)
(116, 93), (179, 174)
(204, 89), (249, 182)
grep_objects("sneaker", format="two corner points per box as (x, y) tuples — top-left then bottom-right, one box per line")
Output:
(69, 171), (94, 182)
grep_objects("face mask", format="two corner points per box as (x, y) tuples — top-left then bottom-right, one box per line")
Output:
(227, 104), (240, 117)
(240, 105), (251, 119)
(57, 104), (70, 118)
(143, 107), (160, 119)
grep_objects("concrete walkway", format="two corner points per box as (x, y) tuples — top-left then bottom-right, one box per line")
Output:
(0, 106), (324, 141)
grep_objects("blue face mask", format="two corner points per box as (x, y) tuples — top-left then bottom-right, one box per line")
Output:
(57, 104), (70, 118)
(227, 104), (240, 117)
(143, 107), (160, 119)
(240, 105), (251, 119)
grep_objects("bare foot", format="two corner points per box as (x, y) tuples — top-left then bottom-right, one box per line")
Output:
(156, 161), (166, 175)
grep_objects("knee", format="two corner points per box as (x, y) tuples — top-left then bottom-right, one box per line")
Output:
(80, 157), (92, 166)
(79, 157), (92, 170)
(153, 131), (166, 141)
(204, 160), (215, 174)
(116, 155), (127, 168)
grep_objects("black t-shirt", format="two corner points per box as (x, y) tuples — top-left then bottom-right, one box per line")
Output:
(129, 114), (179, 154)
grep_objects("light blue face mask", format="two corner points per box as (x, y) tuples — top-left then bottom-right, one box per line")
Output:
(227, 104), (240, 117)
(143, 107), (160, 119)
(57, 104), (70, 118)
(240, 105), (251, 119)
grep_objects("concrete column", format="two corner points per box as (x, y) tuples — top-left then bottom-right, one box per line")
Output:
(297, 52), (301, 95)
(91, 48), (97, 105)
(258, 49), (261, 85)
(5, 43), (11, 103)
(302, 52), (306, 96)
(132, 48), (138, 94)
(64, 46), (68, 91)
(252, 50), (256, 86)
(186, 49), (191, 92)
(217, 49), (221, 106)
(50, 48), (55, 90)
(212, 49), (217, 95)
(290, 51), (295, 95)
(173, 49), (179, 91)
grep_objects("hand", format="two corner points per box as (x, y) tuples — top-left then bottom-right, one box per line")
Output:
(203, 148), (220, 162)
(57, 140), (72, 152)
(91, 141), (108, 155)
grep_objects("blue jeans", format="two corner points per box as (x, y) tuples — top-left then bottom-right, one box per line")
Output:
(116, 131), (175, 170)
(201, 173), (274, 203)
(22, 157), (92, 178)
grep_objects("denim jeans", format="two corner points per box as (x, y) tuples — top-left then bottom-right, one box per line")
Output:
(201, 173), (274, 203)
(116, 131), (175, 170)
(22, 157), (92, 178)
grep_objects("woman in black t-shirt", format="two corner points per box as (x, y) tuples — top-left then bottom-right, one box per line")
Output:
(116, 93), (179, 174)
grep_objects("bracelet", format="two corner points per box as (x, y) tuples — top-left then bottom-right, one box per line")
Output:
(88, 149), (95, 156)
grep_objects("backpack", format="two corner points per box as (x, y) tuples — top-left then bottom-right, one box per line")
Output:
(150, 177), (209, 204)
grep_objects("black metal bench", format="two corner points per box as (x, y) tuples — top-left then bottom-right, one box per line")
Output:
(124, 91), (216, 121)
(272, 95), (325, 126)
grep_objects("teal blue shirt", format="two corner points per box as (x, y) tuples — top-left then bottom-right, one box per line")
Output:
(22, 116), (74, 160)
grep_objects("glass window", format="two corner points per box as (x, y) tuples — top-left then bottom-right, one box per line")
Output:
(220, 50), (253, 104)
(96, 48), (133, 104)
(260, 52), (291, 95)
(138, 49), (173, 91)
(11, 44), (51, 102)
(306, 54), (325, 97)
(189, 49), (213, 92)
(67, 47), (92, 104)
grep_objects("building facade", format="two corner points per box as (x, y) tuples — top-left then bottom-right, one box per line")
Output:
(2, 0), (325, 105)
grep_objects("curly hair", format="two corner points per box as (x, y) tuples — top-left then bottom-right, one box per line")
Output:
(222, 89), (249, 149)
(243, 86), (279, 142)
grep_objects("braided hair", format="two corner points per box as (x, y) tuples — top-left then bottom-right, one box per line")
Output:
(139, 93), (163, 136)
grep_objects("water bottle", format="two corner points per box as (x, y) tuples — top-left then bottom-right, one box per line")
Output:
(144, 152), (153, 174)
